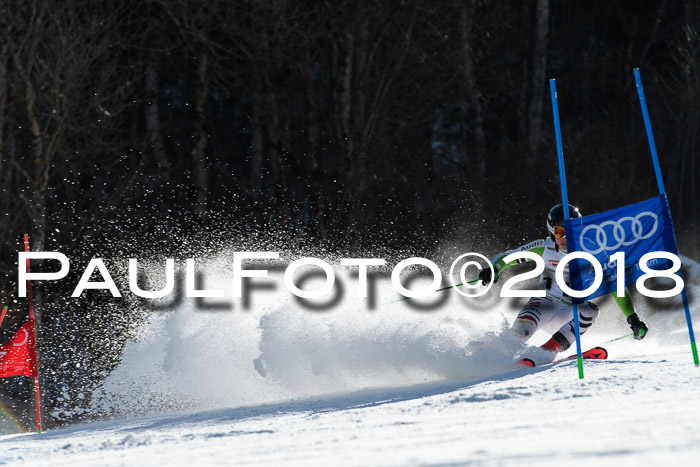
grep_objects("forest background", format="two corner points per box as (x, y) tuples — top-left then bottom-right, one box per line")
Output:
(1, 0), (699, 428)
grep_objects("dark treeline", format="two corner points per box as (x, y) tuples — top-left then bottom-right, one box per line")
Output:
(1, 0), (699, 428)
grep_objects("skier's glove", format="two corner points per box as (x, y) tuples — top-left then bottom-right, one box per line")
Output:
(478, 267), (499, 286)
(627, 313), (649, 340)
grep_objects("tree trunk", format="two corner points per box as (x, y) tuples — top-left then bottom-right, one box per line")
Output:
(263, 67), (289, 222)
(144, 53), (171, 177)
(0, 44), (11, 252)
(0, 42), (6, 156)
(527, 0), (550, 201)
(16, 58), (49, 252)
(459, 0), (487, 189)
(191, 48), (209, 223)
(338, 33), (355, 228)
(250, 78), (266, 203)
(302, 47), (326, 239)
(349, 18), (369, 231)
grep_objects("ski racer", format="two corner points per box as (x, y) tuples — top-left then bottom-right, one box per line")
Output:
(478, 203), (649, 358)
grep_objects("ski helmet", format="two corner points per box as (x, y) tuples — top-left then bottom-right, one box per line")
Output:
(546, 203), (581, 239)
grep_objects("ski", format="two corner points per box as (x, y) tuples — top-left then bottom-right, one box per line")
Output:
(572, 346), (608, 361)
(517, 346), (608, 368)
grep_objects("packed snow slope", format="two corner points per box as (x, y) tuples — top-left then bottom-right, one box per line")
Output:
(2, 346), (700, 465)
(1, 253), (699, 465)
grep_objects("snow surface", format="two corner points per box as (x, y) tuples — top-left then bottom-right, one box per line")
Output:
(1, 253), (699, 465)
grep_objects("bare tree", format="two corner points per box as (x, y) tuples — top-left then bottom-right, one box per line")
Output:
(459, 0), (487, 192)
(526, 0), (550, 202)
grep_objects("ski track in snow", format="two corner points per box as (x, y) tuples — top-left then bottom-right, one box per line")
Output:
(1, 254), (699, 465)
(2, 348), (700, 466)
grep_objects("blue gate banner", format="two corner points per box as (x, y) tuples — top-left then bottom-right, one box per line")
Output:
(564, 194), (678, 302)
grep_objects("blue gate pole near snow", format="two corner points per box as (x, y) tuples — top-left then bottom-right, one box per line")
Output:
(550, 79), (585, 378)
(634, 68), (699, 366)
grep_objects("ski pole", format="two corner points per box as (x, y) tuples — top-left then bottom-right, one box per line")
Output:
(388, 278), (481, 304)
(600, 332), (634, 345)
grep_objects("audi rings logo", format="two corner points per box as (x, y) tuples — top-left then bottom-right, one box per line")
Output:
(579, 211), (659, 254)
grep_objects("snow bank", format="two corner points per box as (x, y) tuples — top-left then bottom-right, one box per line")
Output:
(91, 250), (525, 417)
(91, 251), (700, 419)
(6, 347), (700, 466)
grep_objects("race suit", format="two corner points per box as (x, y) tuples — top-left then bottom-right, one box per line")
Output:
(491, 237), (635, 351)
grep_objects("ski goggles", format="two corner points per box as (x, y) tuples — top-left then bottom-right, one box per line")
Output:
(547, 220), (566, 238)
(549, 225), (566, 239)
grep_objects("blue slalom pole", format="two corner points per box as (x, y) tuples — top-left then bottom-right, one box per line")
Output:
(634, 68), (699, 366)
(550, 79), (585, 378)
(633, 69), (666, 195)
